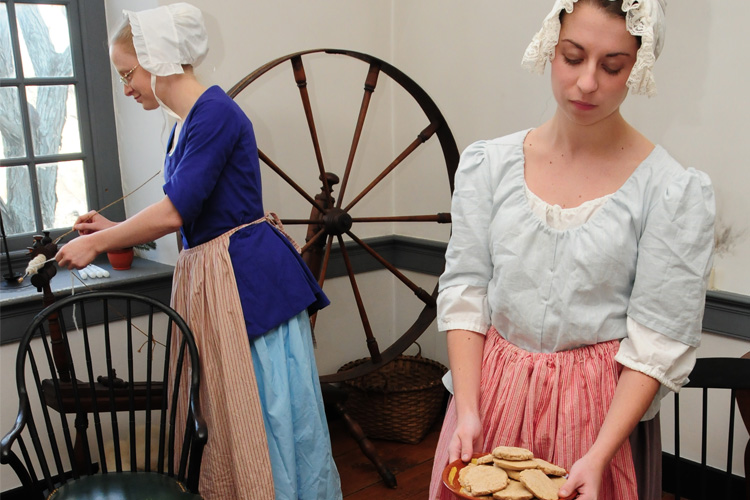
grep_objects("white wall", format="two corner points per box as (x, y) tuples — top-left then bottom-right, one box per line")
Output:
(2, 0), (749, 491)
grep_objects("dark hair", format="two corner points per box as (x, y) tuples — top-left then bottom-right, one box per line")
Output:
(560, 0), (641, 47)
(560, 0), (626, 21)
(589, 0), (628, 19)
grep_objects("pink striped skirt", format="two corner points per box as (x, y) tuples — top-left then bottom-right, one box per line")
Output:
(170, 224), (275, 499)
(429, 327), (638, 500)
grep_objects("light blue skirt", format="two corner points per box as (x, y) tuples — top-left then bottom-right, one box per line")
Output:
(250, 310), (342, 500)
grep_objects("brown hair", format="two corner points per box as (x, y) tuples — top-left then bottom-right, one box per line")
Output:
(560, 0), (641, 46)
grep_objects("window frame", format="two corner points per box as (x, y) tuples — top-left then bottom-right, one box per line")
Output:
(0, 0), (124, 260)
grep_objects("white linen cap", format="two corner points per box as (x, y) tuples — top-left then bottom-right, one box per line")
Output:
(124, 2), (208, 77)
(521, 0), (667, 97)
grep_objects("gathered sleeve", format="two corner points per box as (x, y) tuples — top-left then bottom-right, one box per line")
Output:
(627, 167), (715, 347)
(437, 141), (494, 334)
(163, 98), (241, 225)
(616, 317), (696, 419)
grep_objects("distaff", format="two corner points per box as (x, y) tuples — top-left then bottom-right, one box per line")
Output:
(55, 169), (164, 270)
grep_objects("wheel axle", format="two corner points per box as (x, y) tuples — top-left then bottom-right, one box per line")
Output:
(322, 208), (353, 235)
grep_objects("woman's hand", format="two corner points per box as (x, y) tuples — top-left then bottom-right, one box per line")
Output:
(446, 328), (486, 463)
(558, 367), (661, 499)
(56, 234), (100, 270)
(448, 411), (483, 463)
(74, 210), (116, 235)
(558, 453), (604, 499)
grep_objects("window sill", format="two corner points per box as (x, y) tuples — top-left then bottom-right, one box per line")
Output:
(0, 256), (174, 345)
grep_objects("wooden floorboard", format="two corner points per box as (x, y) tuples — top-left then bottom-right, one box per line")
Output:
(331, 417), (440, 499)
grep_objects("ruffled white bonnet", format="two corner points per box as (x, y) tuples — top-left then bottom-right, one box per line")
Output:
(522, 0), (667, 97)
(124, 2), (208, 77)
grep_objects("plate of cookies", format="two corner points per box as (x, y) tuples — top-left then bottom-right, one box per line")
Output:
(441, 446), (577, 500)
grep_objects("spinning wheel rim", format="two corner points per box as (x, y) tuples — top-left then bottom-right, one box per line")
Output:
(228, 48), (459, 383)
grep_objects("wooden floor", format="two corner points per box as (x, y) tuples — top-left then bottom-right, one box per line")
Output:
(330, 417), (678, 499)
(330, 416), (441, 499)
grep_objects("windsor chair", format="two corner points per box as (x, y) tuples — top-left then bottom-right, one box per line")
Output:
(1, 291), (206, 499)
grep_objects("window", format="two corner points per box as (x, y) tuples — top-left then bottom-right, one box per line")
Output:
(0, 0), (123, 257)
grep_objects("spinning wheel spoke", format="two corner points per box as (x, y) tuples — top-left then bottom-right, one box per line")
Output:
(343, 121), (439, 212)
(279, 214), (452, 224)
(318, 235), (335, 289)
(291, 56), (332, 197)
(350, 214), (452, 224)
(337, 62), (381, 208)
(337, 235), (381, 363)
(345, 230), (435, 307)
(258, 149), (326, 213)
(310, 234), (333, 330)
(299, 227), (325, 255)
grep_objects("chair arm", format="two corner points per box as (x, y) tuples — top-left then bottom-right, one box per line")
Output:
(185, 403), (208, 493)
(2, 412), (45, 500)
(1, 395), (29, 465)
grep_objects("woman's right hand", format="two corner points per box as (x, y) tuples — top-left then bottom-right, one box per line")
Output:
(74, 210), (116, 235)
(448, 411), (483, 463)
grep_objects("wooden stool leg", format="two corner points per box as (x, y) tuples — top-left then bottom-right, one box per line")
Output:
(322, 383), (397, 488)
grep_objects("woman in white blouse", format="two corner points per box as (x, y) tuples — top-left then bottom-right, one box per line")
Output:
(428, 1), (715, 500)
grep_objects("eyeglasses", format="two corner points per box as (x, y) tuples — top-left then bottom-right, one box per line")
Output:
(119, 64), (139, 85)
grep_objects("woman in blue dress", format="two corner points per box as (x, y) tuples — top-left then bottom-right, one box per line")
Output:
(56, 3), (342, 499)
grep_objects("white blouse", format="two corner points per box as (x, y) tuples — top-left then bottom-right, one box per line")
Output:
(438, 131), (714, 420)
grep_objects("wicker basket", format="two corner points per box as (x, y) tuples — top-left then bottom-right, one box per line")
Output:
(337, 344), (448, 444)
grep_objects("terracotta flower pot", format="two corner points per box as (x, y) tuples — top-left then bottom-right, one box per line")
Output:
(107, 248), (134, 270)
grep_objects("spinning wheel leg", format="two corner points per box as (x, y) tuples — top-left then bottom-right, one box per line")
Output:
(322, 383), (397, 489)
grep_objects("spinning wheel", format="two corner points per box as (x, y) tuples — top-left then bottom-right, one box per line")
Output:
(228, 49), (459, 382)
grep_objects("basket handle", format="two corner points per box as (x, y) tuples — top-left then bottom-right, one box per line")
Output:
(405, 342), (423, 359)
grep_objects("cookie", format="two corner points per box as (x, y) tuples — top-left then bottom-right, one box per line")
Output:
(491, 479), (534, 500)
(476, 453), (495, 465)
(504, 469), (522, 481)
(518, 469), (560, 500)
(492, 446), (534, 461)
(533, 457), (567, 476)
(549, 475), (568, 489)
(492, 458), (539, 471)
(460, 486), (492, 499)
(458, 463), (477, 487)
(463, 464), (509, 496)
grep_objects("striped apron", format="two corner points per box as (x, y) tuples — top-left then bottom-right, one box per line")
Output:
(429, 327), (639, 500)
(169, 221), (275, 499)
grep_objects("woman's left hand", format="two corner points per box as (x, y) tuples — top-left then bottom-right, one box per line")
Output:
(558, 453), (604, 500)
(56, 235), (99, 270)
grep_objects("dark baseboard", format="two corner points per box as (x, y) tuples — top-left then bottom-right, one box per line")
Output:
(662, 452), (748, 500)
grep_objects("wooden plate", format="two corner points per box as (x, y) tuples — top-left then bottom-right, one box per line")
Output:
(441, 453), (577, 499)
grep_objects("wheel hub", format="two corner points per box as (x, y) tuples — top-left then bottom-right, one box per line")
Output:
(322, 208), (353, 235)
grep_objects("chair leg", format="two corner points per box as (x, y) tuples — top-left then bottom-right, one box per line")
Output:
(322, 383), (398, 489)
(73, 413), (92, 475)
(739, 352), (750, 500)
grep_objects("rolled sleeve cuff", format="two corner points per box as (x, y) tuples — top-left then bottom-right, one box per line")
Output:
(437, 284), (490, 334)
(437, 317), (490, 335)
